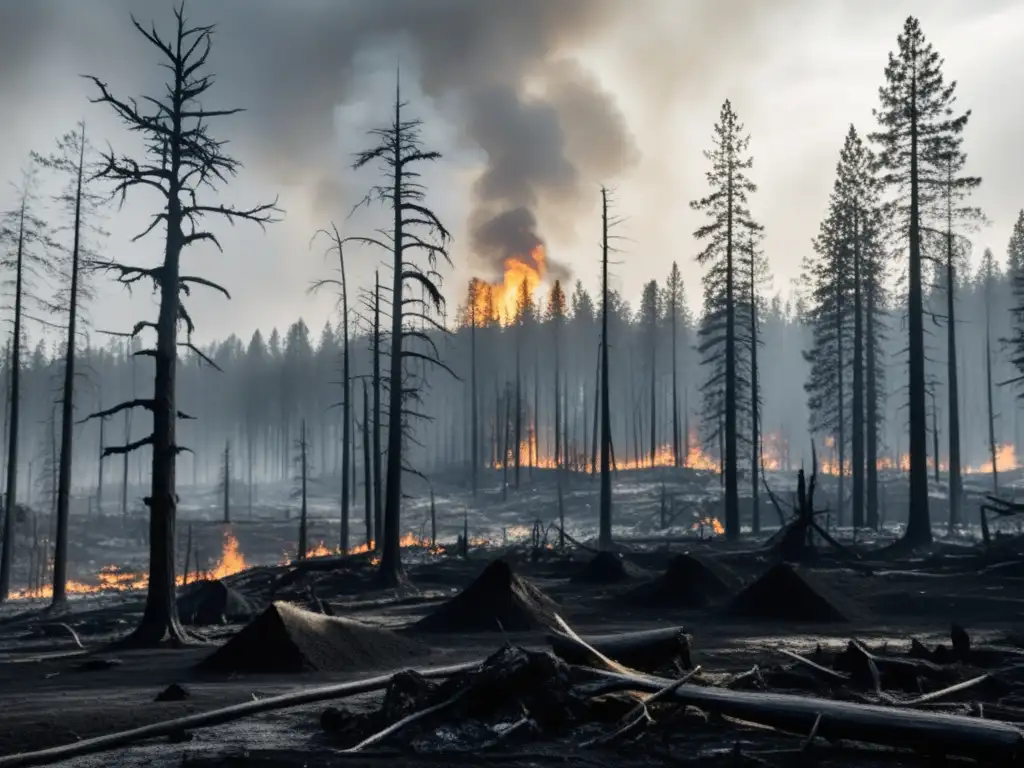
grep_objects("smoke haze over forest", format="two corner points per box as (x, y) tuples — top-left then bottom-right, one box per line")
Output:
(2, 0), (1022, 343)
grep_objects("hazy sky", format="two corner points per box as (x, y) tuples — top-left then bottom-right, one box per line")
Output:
(1, 0), (1022, 346)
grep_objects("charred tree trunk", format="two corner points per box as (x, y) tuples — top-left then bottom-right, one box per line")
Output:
(502, 383), (511, 501)
(598, 188), (613, 550)
(372, 271), (383, 553)
(298, 419), (308, 561)
(672, 296), (680, 468)
(851, 213), (865, 530)
(749, 238), (761, 535)
(0, 202), (26, 602)
(122, 407), (130, 519)
(222, 442), (230, 524)
(905, 77), (932, 546)
(945, 229), (963, 529)
(362, 380), (372, 547)
(51, 128), (87, 606)
(931, 392), (940, 484)
(649, 324), (656, 468)
(340, 241), (351, 556)
(590, 343), (599, 476)
(470, 302), (478, 496)
(865, 273), (880, 530)
(514, 330), (522, 488)
(724, 194), (739, 539)
(985, 284), (999, 494)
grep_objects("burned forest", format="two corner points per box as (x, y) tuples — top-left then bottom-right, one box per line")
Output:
(3, 3), (1024, 767)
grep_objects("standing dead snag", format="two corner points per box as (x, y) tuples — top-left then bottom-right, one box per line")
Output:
(350, 75), (454, 587)
(85, 4), (278, 645)
(0, 164), (52, 603)
(309, 225), (352, 555)
(35, 121), (106, 607)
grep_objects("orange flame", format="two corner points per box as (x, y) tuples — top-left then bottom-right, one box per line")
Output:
(10, 528), (247, 601)
(691, 517), (725, 535)
(472, 245), (546, 325)
(966, 444), (1019, 475)
(489, 430), (719, 473)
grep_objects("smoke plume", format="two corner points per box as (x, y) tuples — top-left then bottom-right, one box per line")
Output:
(0, 0), (800, 280)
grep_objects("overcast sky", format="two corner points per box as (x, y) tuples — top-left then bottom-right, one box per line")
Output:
(1, 0), (1021, 346)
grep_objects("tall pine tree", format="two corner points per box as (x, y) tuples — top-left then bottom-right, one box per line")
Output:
(871, 16), (971, 546)
(691, 100), (761, 540)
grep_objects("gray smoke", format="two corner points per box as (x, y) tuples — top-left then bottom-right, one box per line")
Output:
(0, 0), (801, 278)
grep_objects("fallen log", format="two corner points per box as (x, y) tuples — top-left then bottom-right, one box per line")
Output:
(546, 626), (691, 672)
(0, 660), (482, 768)
(585, 668), (1024, 763)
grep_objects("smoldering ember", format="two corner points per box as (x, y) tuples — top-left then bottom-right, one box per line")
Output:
(2, 3), (1024, 768)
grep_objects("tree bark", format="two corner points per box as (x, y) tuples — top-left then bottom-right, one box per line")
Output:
(598, 188), (613, 550)
(851, 211), (866, 530)
(51, 127), (86, 606)
(0, 201), (28, 601)
(945, 228), (963, 529)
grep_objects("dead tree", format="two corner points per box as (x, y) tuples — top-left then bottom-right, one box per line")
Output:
(764, 443), (858, 562)
(349, 76), (454, 587)
(310, 225), (351, 554)
(362, 379), (372, 547)
(0, 164), (51, 603)
(373, 272), (383, 549)
(218, 441), (230, 524)
(294, 419), (310, 561)
(83, 5), (278, 644)
(34, 122), (105, 607)
(598, 187), (626, 550)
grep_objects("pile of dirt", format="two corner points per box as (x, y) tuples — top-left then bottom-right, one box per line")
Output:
(624, 552), (740, 608)
(571, 551), (650, 584)
(176, 579), (256, 625)
(413, 558), (559, 633)
(726, 563), (852, 622)
(200, 601), (425, 673)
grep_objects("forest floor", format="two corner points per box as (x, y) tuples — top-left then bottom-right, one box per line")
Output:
(1, 470), (1024, 766)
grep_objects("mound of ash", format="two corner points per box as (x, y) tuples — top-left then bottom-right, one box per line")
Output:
(413, 558), (559, 633)
(177, 579), (256, 626)
(624, 552), (740, 608)
(571, 551), (650, 584)
(727, 562), (852, 622)
(200, 601), (424, 673)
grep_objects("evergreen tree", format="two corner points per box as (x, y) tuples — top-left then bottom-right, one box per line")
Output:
(871, 16), (971, 545)
(663, 263), (689, 467)
(638, 280), (661, 467)
(691, 100), (761, 540)
(930, 104), (983, 530)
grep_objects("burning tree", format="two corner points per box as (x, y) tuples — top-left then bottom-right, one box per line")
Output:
(349, 78), (453, 587)
(691, 100), (762, 541)
(0, 163), (53, 603)
(84, 5), (278, 644)
(34, 121), (107, 607)
(871, 16), (971, 546)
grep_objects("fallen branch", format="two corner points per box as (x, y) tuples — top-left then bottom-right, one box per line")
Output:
(777, 649), (850, 686)
(343, 688), (468, 753)
(0, 660), (482, 768)
(546, 626), (690, 672)
(583, 668), (1024, 762)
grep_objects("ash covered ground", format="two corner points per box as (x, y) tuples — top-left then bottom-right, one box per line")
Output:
(2, 467), (1024, 767)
